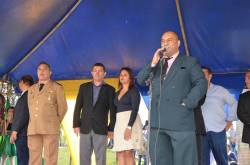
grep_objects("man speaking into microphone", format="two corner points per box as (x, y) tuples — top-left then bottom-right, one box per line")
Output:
(137, 31), (207, 165)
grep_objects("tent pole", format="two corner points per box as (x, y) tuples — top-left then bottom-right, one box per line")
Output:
(175, 0), (190, 56)
(5, 0), (82, 77)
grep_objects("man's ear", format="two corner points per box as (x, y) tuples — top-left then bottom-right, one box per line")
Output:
(209, 74), (212, 81)
(178, 40), (180, 47)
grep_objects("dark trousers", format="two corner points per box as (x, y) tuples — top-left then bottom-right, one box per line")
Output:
(149, 128), (198, 165)
(202, 130), (228, 165)
(196, 135), (204, 165)
(15, 135), (29, 165)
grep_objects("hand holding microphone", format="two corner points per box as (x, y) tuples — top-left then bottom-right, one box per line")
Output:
(151, 46), (170, 67)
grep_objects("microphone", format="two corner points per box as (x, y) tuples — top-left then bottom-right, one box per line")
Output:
(159, 46), (170, 58)
(159, 48), (167, 58)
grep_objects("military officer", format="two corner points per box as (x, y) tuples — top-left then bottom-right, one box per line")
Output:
(27, 61), (67, 165)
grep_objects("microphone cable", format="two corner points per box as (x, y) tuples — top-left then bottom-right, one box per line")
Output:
(153, 58), (164, 165)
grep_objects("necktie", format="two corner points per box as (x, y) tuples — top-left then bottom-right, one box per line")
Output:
(161, 57), (172, 80)
(39, 84), (44, 91)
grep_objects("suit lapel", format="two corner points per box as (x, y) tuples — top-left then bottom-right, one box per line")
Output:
(89, 83), (94, 108)
(164, 55), (183, 85)
(20, 91), (28, 100)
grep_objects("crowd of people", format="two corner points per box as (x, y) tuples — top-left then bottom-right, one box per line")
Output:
(0, 31), (249, 165)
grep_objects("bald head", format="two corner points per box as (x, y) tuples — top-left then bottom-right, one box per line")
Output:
(161, 31), (180, 57)
(162, 31), (179, 40)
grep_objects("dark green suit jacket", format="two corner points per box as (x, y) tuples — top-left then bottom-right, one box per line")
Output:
(137, 55), (207, 131)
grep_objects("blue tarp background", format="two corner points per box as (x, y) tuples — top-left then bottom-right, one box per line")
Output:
(0, 0), (249, 93)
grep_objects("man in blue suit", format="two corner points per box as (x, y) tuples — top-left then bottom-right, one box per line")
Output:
(10, 75), (34, 165)
(137, 31), (207, 165)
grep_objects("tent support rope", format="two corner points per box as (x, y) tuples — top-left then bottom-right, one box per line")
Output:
(175, 0), (190, 56)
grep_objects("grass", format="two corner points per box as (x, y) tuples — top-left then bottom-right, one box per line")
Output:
(58, 147), (71, 165)
(57, 147), (116, 165)
(3, 131), (118, 165)
(3, 148), (140, 165)
(107, 149), (116, 165)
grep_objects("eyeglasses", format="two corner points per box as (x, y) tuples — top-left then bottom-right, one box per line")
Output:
(161, 39), (174, 44)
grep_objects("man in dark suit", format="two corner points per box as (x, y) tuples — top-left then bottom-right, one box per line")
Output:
(73, 63), (116, 165)
(10, 75), (34, 165)
(137, 31), (207, 165)
(237, 69), (250, 147)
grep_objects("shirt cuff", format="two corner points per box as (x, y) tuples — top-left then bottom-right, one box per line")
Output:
(151, 63), (156, 68)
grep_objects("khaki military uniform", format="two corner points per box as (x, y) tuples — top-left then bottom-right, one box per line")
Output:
(27, 80), (67, 165)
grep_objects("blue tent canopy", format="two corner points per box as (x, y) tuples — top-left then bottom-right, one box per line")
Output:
(0, 0), (249, 91)
(0, 0), (79, 75)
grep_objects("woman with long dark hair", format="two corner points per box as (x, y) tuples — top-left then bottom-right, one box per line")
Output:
(113, 67), (142, 165)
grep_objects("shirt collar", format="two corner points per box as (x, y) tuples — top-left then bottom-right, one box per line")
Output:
(168, 51), (179, 62)
(92, 81), (104, 87)
(208, 83), (215, 90)
(21, 90), (27, 96)
(242, 88), (250, 93)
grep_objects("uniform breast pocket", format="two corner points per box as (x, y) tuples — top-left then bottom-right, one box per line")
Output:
(46, 90), (57, 105)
